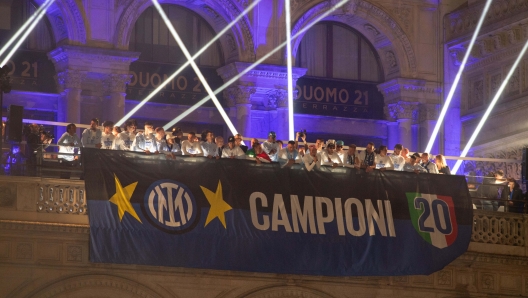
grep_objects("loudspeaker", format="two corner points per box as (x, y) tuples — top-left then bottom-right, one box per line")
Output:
(7, 105), (23, 142)
(522, 147), (527, 183)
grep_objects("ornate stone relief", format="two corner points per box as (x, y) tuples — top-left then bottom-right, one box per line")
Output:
(446, 0), (528, 41)
(223, 86), (256, 107)
(468, 79), (484, 110)
(462, 145), (526, 182)
(267, 89), (288, 109)
(104, 74), (132, 94)
(390, 3), (413, 34)
(36, 183), (87, 215)
(385, 51), (397, 68)
(67, 245), (83, 262)
(418, 104), (439, 123)
(386, 101), (419, 121)
(363, 23), (380, 36)
(56, 70), (86, 91)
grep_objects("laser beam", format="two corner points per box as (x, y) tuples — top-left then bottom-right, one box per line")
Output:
(163, 0), (349, 131)
(0, 0), (54, 66)
(285, 0), (295, 140)
(452, 39), (528, 174)
(115, 0), (262, 127)
(0, 0), (55, 60)
(152, 0), (240, 137)
(424, 0), (493, 154)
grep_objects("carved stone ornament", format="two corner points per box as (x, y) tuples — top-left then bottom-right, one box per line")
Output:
(223, 86), (256, 107)
(67, 245), (83, 262)
(104, 74), (132, 94)
(386, 101), (419, 121)
(56, 70), (86, 91)
(267, 89), (288, 109)
(386, 51), (397, 68)
(363, 23), (380, 36)
(418, 104), (439, 123)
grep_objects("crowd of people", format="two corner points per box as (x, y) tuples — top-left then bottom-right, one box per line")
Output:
(40, 118), (456, 175)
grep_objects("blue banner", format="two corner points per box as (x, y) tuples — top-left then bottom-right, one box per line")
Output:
(84, 149), (472, 276)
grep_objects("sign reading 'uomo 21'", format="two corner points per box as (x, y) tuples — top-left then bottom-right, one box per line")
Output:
(84, 149), (472, 276)
(294, 76), (385, 119)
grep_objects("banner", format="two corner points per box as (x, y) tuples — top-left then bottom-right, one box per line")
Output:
(294, 76), (384, 119)
(4, 50), (57, 93)
(84, 149), (472, 276)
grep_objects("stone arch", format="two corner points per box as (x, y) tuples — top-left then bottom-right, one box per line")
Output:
(290, 0), (417, 79)
(22, 274), (165, 298)
(114, 0), (255, 64)
(231, 285), (336, 298)
(32, 0), (87, 45)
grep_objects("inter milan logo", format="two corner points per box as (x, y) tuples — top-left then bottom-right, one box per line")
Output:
(406, 193), (458, 249)
(143, 179), (198, 233)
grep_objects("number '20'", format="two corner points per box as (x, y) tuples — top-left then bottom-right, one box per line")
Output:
(414, 197), (452, 234)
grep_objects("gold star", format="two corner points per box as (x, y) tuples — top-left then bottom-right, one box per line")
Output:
(109, 174), (142, 223)
(200, 180), (232, 228)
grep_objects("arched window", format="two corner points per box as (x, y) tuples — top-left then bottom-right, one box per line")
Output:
(7, 0), (55, 51)
(129, 5), (223, 66)
(296, 22), (383, 82)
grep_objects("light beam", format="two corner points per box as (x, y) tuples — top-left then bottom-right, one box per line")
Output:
(115, 0), (262, 127)
(0, 0), (55, 60)
(1, 0), (55, 66)
(452, 39), (528, 174)
(424, 0), (493, 153)
(163, 0), (349, 131)
(285, 0), (295, 140)
(152, 0), (239, 137)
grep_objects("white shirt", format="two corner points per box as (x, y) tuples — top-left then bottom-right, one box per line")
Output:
(201, 141), (219, 157)
(404, 162), (426, 173)
(222, 146), (246, 159)
(57, 132), (81, 161)
(303, 154), (320, 172)
(374, 154), (394, 170)
(320, 151), (343, 166)
(133, 132), (157, 152)
(101, 132), (115, 150)
(262, 141), (280, 162)
(390, 154), (405, 171)
(155, 138), (170, 153)
(115, 132), (136, 151)
(336, 150), (346, 164)
(81, 128), (102, 148)
(421, 160), (439, 174)
(181, 140), (203, 155)
(343, 152), (359, 167)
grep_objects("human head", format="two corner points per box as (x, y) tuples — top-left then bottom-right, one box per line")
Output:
(235, 134), (243, 146)
(410, 155), (417, 165)
(366, 142), (374, 153)
(227, 136), (235, 149)
(215, 136), (224, 148)
(187, 132), (196, 142)
(250, 138), (259, 147)
(309, 146), (317, 156)
(143, 121), (154, 134)
(112, 126), (122, 136)
(507, 177), (519, 190)
(495, 170), (505, 179)
(348, 144), (357, 155)
(315, 139), (325, 150)
(267, 131), (276, 142)
(29, 123), (39, 133)
(336, 140), (344, 151)
(206, 130), (214, 142)
(298, 146), (305, 155)
(394, 144), (403, 155)
(421, 152), (430, 163)
(435, 154), (447, 169)
(102, 121), (114, 134)
(90, 118), (99, 130)
(379, 145), (388, 156)
(277, 140), (283, 148)
(253, 142), (263, 154)
(402, 147), (409, 157)
(125, 119), (137, 133)
(66, 123), (76, 135)
(155, 127), (165, 139)
(326, 143), (335, 154)
(287, 141), (296, 152)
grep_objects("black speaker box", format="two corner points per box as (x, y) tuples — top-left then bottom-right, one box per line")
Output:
(7, 105), (23, 142)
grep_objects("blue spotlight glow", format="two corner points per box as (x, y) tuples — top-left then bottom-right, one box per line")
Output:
(452, 39), (528, 174)
(424, 0), (493, 154)
(163, 0), (349, 131)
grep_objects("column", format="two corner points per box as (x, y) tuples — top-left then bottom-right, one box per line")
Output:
(386, 101), (418, 151)
(386, 121), (399, 149)
(104, 74), (131, 123)
(267, 88), (289, 140)
(56, 70), (85, 136)
(223, 85), (256, 137)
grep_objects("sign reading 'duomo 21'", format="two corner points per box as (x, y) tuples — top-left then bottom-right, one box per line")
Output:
(294, 77), (385, 119)
(84, 149), (472, 276)
(126, 61), (223, 106)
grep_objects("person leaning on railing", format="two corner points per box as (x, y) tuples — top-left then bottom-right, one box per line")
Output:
(506, 178), (525, 213)
(435, 154), (451, 175)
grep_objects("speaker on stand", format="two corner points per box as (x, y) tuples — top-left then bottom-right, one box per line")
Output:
(6, 105), (24, 142)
